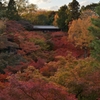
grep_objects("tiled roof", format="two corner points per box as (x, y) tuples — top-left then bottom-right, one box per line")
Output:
(33, 25), (59, 29)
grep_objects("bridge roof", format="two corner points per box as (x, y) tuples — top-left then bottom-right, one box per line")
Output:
(33, 25), (59, 30)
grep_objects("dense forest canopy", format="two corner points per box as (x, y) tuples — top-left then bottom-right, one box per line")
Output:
(0, 0), (100, 100)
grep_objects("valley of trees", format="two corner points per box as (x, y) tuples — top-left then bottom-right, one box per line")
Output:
(0, 0), (100, 100)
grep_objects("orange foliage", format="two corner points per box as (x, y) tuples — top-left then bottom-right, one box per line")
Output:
(68, 16), (95, 48)
(0, 74), (8, 89)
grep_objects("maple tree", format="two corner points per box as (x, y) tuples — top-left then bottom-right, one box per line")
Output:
(51, 34), (84, 58)
(0, 74), (8, 89)
(40, 61), (59, 77)
(0, 33), (26, 73)
(5, 20), (48, 59)
(50, 54), (100, 100)
(6, 20), (25, 34)
(0, 20), (54, 74)
(0, 66), (77, 100)
(15, 66), (45, 81)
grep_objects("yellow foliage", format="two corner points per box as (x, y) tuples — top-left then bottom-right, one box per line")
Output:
(53, 13), (58, 26)
(68, 16), (95, 48)
(16, 66), (46, 81)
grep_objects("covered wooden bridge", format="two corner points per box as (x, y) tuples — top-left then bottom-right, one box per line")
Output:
(33, 25), (60, 31)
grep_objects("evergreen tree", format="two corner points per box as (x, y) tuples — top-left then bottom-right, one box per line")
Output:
(6, 0), (20, 20)
(89, 5), (100, 60)
(0, 1), (4, 18)
(0, 1), (7, 19)
(47, 11), (56, 25)
(81, 3), (100, 12)
(57, 5), (68, 31)
(68, 0), (80, 21)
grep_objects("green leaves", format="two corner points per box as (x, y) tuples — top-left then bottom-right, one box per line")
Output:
(90, 39), (100, 60)
(68, 0), (80, 21)
(57, 5), (68, 31)
(88, 5), (100, 60)
(95, 5), (100, 16)
(6, 0), (20, 20)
